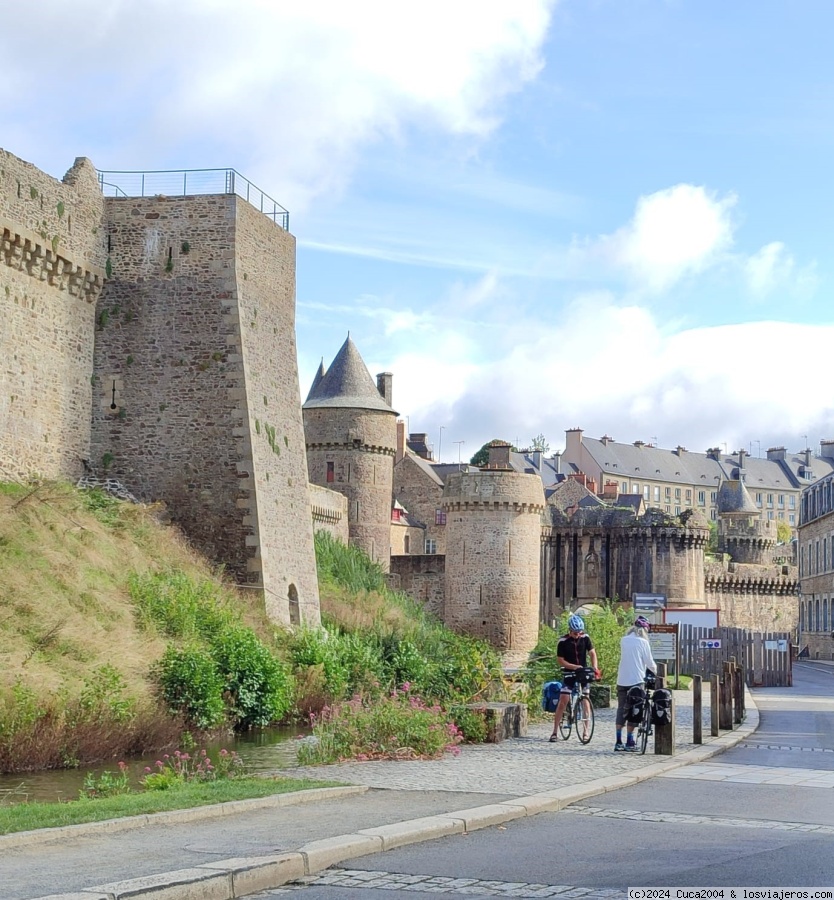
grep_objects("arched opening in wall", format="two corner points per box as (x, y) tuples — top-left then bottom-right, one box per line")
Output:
(288, 584), (300, 627)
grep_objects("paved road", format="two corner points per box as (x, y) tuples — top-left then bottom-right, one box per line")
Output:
(250, 663), (834, 898)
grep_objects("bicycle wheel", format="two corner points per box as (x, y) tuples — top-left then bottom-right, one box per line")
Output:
(575, 695), (595, 744)
(558, 696), (573, 740)
(638, 700), (651, 754)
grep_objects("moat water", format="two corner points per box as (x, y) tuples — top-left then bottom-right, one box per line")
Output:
(0, 725), (308, 805)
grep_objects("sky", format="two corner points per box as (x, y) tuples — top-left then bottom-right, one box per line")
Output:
(3, 0), (834, 463)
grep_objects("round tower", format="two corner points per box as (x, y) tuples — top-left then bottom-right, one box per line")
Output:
(303, 336), (397, 571)
(716, 478), (775, 565)
(442, 468), (546, 668)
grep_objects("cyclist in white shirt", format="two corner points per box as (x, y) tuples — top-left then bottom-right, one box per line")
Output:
(615, 616), (657, 751)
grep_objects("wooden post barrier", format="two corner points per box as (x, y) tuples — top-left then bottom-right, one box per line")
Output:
(734, 666), (744, 724)
(654, 662), (675, 755)
(692, 674), (702, 744)
(719, 662), (733, 730)
(710, 673), (720, 736)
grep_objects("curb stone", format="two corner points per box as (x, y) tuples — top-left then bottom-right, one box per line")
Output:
(2, 785), (367, 851)
(29, 692), (759, 900)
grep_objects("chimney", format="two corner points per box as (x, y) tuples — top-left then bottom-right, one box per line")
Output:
(487, 441), (512, 469)
(767, 446), (786, 462)
(396, 420), (406, 463)
(568, 472), (588, 487)
(633, 440), (645, 448)
(600, 434), (613, 446)
(376, 372), (393, 407)
(601, 480), (619, 500)
(532, 450), (543, 469)
(587, 477), (597, 494)
(551, 450), (562, 474)
(675, 446), (686, 456)
(820, 440), (834, 461)
(804, 448), (812, 468)
(706, 447), (721, 461)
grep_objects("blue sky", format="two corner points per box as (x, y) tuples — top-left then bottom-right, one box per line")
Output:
(4, 1), (833, 461)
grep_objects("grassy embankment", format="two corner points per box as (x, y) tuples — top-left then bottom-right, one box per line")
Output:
(0, 480), (506, 830)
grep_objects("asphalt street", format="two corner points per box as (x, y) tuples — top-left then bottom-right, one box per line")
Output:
(252, 662), (834, 898)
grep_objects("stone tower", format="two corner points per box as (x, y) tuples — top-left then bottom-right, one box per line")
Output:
(89, 190), (320, 628)
(303, 336), (397, 571)
(716, 469), (776, 566)
(442, 467), (546, 668)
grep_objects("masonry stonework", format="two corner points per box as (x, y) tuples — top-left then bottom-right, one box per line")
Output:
(443, 469), (545, 667)
(304, 405), (396, 571)
(89, 193), (319, 625)
(0, 151), (105, 481)
(309, 483), (350, 544)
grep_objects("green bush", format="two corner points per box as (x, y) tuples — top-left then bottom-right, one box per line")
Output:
(449, 704), (488, 743)
(129, 571), (236, 642)
(314, 530), (386, 593)
(155, 645), (226, 730)
(298, 688), (462, 764)
(77, 665), (135, 725)
(210, 628), (294, 728)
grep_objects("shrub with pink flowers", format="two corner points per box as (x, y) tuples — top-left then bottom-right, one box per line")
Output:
(141, 747), (244, 791)
(296, 684), (463, 765)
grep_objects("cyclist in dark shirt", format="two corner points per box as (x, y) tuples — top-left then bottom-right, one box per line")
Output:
(550, 614), (600, 742)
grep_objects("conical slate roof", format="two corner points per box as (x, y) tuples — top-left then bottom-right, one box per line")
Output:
(305, 359), (326, 402)
(303, 336), (395, 413)
(716, 478), (760, 516)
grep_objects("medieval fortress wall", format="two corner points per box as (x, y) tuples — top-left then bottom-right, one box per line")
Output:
(0, 152), (106, 481)
(1, 149), (320, 627)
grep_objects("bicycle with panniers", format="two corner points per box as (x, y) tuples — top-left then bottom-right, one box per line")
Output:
(557, 665), (599, 744)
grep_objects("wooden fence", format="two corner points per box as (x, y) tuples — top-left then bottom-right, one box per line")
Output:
(678, 625), (792, 687)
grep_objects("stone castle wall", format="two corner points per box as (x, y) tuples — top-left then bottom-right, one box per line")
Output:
(233, 200), (320, 625)
(0, 151), (106, 480)
(90, 193), (318, 625)
(705, 559), (798, 632)
(304, 406), (396, 570)
(309, 483), (349, 544)
(443, 470), (545, 667)
(388, 554), (446, 618)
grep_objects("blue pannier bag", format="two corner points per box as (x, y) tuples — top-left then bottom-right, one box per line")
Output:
(541, 680), (563, 713)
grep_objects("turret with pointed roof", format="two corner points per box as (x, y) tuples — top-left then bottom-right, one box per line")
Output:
(716, 477), (776, 565)
(303, 335), (397, 571)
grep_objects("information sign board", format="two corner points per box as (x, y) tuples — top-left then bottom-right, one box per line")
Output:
(765, 640), (789, 652)
(649, 623), (677, 660)
(633, 593), (667, 611)
(699, 639), (722, 649)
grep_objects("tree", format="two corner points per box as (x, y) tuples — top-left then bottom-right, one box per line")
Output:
(470, 439), (516, 467)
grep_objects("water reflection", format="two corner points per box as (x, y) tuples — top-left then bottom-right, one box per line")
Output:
(0, 725), (308, 806)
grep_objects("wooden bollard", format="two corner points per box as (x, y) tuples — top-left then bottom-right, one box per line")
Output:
(734, 667), (744, 724)
(719, 662), (733, 730)
(692, 674), (702, 744)
(654, 662), (675, 755)
(710, 673), (720, 736)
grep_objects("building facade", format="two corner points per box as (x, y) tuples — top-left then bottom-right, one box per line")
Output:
(798, 470), (834, 659)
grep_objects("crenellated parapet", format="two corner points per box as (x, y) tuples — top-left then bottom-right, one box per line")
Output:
(1, 221), (104, 303)
(306, 439), (396, 457)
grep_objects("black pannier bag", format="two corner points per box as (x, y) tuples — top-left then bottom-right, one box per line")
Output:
(651, 688), (673, 726)
(625, 685), (647, 724)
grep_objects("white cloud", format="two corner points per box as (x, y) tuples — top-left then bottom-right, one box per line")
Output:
(0, 1), (556, 211)
(393, 287), (834, 458)
(594, 184), (737, 292)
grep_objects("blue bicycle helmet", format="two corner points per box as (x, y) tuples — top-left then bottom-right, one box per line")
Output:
(568, 614), (585, 632)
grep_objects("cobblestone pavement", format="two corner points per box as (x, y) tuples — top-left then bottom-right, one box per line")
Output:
(256, 870), (628, 897)
(287, 694), (705, 795)
(563, 805), (834, 833)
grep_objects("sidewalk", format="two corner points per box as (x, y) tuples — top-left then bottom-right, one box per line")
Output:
(6, 690), (758, 900)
